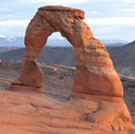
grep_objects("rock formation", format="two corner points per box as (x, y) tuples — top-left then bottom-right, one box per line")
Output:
(6, 6), (135, 133)
(0, 90), (134, 134)
(8, 6), (123, 97)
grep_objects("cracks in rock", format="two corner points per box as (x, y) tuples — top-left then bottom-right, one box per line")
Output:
(38, 11), (57, 32)
(29, 102), (55, 110)
(80, 102), (102, 122)
(18, 127), (48, 134)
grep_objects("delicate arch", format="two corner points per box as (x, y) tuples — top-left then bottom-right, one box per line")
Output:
(10, 6), (123, 97)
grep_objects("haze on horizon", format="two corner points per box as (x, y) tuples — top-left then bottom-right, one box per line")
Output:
(0, 0), (135, 42)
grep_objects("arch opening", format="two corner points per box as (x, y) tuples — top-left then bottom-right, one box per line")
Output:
(38, 32), (77, 66)
(46, 32), (72, 47)
(38, 32), (77, 100)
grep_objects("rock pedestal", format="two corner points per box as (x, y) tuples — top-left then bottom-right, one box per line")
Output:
(6, 6), (135, 133)
(6, 59), (44, 93)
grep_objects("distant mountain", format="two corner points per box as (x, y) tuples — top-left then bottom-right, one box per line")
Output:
(106, 40), (135, 76)
(0, 37), (24, 47)
(1, 39), (135, 76)
(0, 36), (128, 47)
(0, 47), (21, 53)
(0, 37), (72, 47)
(102, 39), (128, 46)
(0, 47), (76, 66)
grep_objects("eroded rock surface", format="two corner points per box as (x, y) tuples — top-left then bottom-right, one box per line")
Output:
(5, 6), (135, 133)
(0, 90), (134, 134)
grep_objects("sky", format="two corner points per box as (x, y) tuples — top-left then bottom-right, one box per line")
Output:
(0, 0), (135, 42)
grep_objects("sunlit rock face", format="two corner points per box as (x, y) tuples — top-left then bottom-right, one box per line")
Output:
(10, 6), (123, 97)
(5, 6), (135, 134)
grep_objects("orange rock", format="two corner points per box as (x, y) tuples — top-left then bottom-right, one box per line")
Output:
(0, 90), (134, 134)
(23, 6), (123, 97)
(5, 6), (135, 131)
(7, 58), (44, 93)
(19, 58), (44, 88)
(52, 68), (57, 73)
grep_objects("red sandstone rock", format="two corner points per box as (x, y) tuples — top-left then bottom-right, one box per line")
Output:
(20, 59), (44, 88)
(7, 59), (44, 93)
(13, 5), (123, 97)
(5, 6), (135, 133)
(0, 90), (134, 134)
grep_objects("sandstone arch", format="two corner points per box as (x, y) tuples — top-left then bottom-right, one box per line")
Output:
(8, 6), (123, 97)
(6, 6), (135, 130)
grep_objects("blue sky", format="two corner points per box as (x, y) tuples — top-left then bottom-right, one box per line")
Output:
(0, 0), (135, 42)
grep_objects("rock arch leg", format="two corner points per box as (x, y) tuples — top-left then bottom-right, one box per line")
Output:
(6, 12), (56, 93)
(40, 7), (126, 124)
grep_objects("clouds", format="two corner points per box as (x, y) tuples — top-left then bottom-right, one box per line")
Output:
(0, 20), (29, 37)
(85, 16), (135, 41)
(0, 34), (6, 38)
(24, 0), (112, 5)
(0, 8), (8, 11)
(122, 0), (135, 3)
(21, 0), (89, 5)
(121, 8), (135, 14)
(85, 17), (135, 25)
(0, 20), (29, 26)
(0, 0), (135, 41)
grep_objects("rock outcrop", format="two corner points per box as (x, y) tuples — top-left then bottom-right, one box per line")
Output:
(0, 90), (134, 134)
(6, 6), (135, 133)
